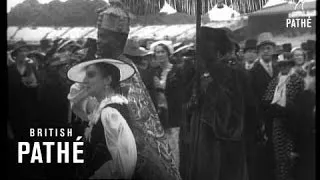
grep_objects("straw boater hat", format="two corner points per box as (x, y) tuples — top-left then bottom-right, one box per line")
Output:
(257, 32), (276, 49)
(123, 38), (153, 57)
(67, 59), (136, 83)
(150, 40), (174, 55)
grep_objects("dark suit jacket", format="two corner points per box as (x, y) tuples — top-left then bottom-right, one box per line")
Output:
(250, 60), (279, 104)
(8, 64), (39, 139)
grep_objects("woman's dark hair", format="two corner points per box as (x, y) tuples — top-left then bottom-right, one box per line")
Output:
(94, 62), (120, 90)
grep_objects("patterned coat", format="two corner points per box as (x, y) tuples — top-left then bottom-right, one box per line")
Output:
(262, 72), (305, 180)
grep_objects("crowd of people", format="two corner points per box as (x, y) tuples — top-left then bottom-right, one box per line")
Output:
(7, 1), (315, 180)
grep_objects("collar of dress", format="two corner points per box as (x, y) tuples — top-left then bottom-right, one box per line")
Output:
(89, 94), (128, 126)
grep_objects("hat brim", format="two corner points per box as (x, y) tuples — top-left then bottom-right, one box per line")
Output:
(257, 41), (276, 49)
(174, 44), (195, 54)
(243, 47), (257, 53)
(277, 60), (295, 66)
(67, 59), (136, 83)
(11, 44), (31, 57)
(124, 47), (153, 57)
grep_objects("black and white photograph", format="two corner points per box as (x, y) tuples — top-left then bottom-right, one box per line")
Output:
(7, 0), (316, 179)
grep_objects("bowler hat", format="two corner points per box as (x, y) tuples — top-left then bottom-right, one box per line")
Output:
(243, 39), (257, 52)
(282, 43), (292, 53)
(257, 32), (276, 49)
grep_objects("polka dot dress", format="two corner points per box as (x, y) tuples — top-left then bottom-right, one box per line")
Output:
(263, 73), (304, 180)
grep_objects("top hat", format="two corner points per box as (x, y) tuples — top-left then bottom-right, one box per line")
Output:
(243, 39), (257, 52)
(257, 32), (276, 49)
(282, 43), (292, 53)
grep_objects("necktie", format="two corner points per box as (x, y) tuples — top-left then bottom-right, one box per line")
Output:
(266, 63), (273, 77)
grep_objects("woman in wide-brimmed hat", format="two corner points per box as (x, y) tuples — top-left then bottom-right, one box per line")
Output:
(67, 58), (137, 179)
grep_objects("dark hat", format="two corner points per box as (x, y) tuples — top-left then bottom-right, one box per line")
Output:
(301, 42), (308, 51)
(257, 32), (276, 49)
(27, 51), (46, 62)
(243, 39), (257, 52)
(83, 38), (97, 48)
(200, 27), (233, 45)
(40, 39), (51, 47)
(306, 40), (315, 51)
(282, 43), (292, 53)
(277, 57), (295, 66)
(200, 26), (236, 56)
(10, 41), (31, 59)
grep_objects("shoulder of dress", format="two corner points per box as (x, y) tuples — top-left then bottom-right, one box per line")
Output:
(100, 106), (123, 122)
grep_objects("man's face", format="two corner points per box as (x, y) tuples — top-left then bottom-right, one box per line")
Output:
(16, 47), (29, 63)
(244, 49), (258, 63)
(97, 31), (127, 58)
(258, 44), (275, 62)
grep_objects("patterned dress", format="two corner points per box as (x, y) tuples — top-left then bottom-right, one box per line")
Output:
(262, 72), (304, 180)
(118, 55), (181, 180)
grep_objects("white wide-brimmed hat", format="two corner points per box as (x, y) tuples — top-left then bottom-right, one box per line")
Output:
(67, 59), (136, 83)
(150, 40), (174, 55)
(174, 43), (195, 54)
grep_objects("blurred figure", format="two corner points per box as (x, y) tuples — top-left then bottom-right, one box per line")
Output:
(185, 27), (251, 180)
(262, 57), (305, 180)
(8, 43), (43, 179)
(242, 39), (258, 70)
(292, 61), (315, 180)
(291, 47), (307, 77)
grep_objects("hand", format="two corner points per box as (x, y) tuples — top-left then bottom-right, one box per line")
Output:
(154, 76), (161, 88)
(22, 76), (38, 87)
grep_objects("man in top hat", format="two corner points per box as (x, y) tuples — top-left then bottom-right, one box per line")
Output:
(183, 26), (255, 180)
(242, 39), (258, 70)
(68, 2), (181, 180)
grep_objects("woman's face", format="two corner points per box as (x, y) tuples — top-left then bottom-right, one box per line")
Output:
(292, 49), (305, 65)
(83, 64), (109, 97)
(154, 45), (169, 64)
